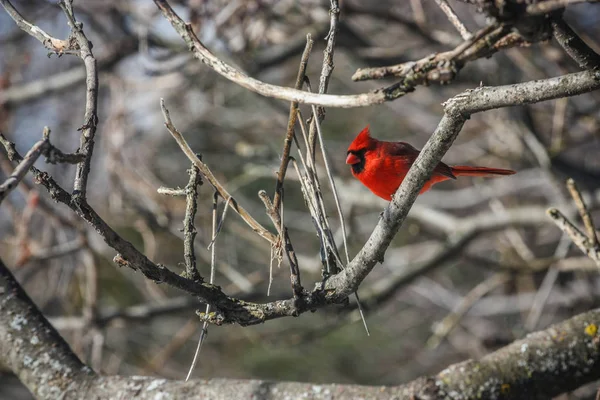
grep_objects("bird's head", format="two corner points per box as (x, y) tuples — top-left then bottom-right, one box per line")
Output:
(346, 125), (375, 175)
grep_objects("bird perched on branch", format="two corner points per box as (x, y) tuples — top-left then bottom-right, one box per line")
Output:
(346, 126), (516, 201)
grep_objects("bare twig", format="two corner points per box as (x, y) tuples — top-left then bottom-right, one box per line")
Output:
(0, 38), (137, 106)
(157, 187), (187, 196)
(206, 199), (232, 252)
(57, 0), (99, 201)
(185, 192), (219, 381)
(272, 35), (313, 214)
(44, 144), (86, 165)
(151, 0), (441, 108)
(259, 190), (303, 300)
(546, 179), (599, 267)
(0, 0), (70, 53)
(310, 104), (369, 335)
(0, 134), (48, 205)
(567, 178), (599, 247)
(435, 0), (472, 40)
(306, 0), (341, 155)
(547, 208), (600, 266)
(552, 18), (600, 70)
(182, 163), (203, 281)
(410, 0), (427, 27)
(160, 99), (277, 245)
(263, 33), (313, 300)
(527, 0), (600, 15)
(351, 24), (511, 81)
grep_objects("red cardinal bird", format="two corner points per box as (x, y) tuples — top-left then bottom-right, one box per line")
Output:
(346, 126), (516, 201)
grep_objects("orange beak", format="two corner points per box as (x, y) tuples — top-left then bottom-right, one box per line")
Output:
(346, 153), (360, 165)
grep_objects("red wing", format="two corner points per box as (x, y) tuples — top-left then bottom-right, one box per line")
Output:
(386, 141), (456, 180)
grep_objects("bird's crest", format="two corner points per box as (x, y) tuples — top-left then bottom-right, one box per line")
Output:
(348, 125), (373, 152)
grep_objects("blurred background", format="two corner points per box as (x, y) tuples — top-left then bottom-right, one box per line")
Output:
(1, 0), (600, 399)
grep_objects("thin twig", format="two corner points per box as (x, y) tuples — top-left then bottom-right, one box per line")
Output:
(157, 187), (187, 196)
(259, 190), (303, 300)
(551, 17), (600, 70)
(296, 110), (344, 272)
(58, 0), (99, 201)
(351, 24), (511, 82)
(547, 208), (600, 266)
(183, 163), (203, 281)
(160, 99), (277, 244)
(527, 0), (600, 15)
(310, 105), (349, 264)
(151, 0), (440, 108)
(306, 0), (340, 157)
(0, 0), (70, 53)
(264, 33), (313, 300)
(435, 0), (472, 40)
(207, 197), (232, 250)
(186, 192), (219, 381)
(272, 34), (313, 214)
(310, 104), (369, 334)
(566, 178), (599, 247)
(0, 133), (48, 205)
(410, 0), (427, 27)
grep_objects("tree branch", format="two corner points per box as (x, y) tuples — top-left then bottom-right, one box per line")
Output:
(0, 258), (92, 398)
(2, 66), (599, 326)
(182, 163), (203, 282)
(58, 0), (99, 200)
(159, 99), (278, 245)
(552, 17), (600, 70)
(0, 0), (71, 53)
(0, 134), (48, 205)
(2, 255), (599, 400)
(152, 0), (424, 108)
(527, 0), (600, 15)
(324, 69), (600, 300)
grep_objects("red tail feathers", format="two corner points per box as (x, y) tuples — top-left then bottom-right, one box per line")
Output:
(450, 166), (516, 177)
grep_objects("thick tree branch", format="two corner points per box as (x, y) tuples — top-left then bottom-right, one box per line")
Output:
(0, 258), (93, 398)
(2, 258), (599, 400)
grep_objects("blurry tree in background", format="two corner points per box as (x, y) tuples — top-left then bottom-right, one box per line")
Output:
(1, 0), (600, 399)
